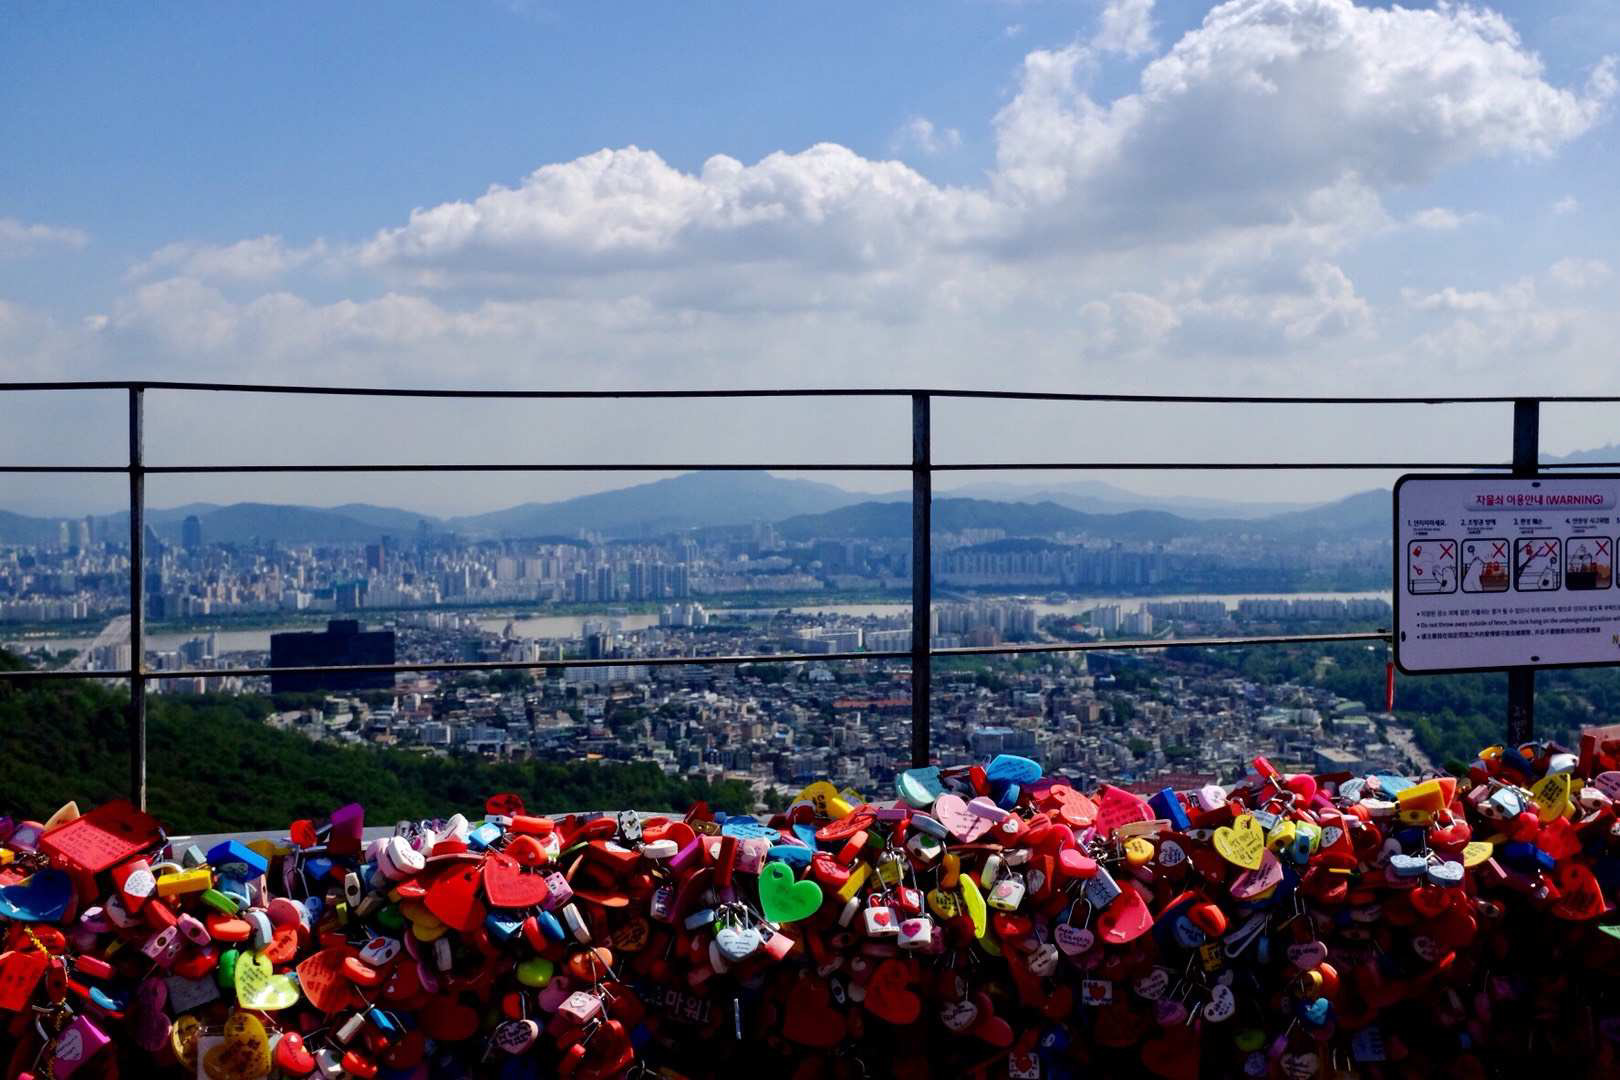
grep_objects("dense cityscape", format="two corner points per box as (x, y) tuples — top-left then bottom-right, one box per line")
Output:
(1, 474), (1406, 802)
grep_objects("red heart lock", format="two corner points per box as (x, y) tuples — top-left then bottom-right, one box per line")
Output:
(1098, 886), (1153, 945)
(781, 975), (847, 1047)
(483, 852), (551, 909)
(425, 863), (487, 933)
(1551, 861), (1608, 920)
(273, 1031), (316, 1076)
(296, 946), (360, 1013)
(967, 990), (1013, 1047)
(864, 958), (922, 1025)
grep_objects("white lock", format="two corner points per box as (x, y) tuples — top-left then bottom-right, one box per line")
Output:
(897, 915), (933, 950)
(863, 905), (899, 937)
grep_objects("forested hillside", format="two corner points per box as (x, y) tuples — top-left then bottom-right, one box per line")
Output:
(0, 650), (756, 830)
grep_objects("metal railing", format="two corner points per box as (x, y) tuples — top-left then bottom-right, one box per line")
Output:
(4, 382), (1604, 810)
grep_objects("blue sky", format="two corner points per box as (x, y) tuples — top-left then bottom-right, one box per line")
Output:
(2, 1), (1618, 515)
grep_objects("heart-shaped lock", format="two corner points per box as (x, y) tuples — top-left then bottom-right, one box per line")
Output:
(272, 1031), (316, 1076)
(715, 924), (762, 961)
(758, 862), (822, 923)
(940, 998), (979, 1032)
(1286, 941), (1328, 970)
(1055, 923), (1094, 956)
(202, 1011), (271, 1080)
(1213, 815), (1265, 871)
(1230, 849), (1283, 900)
(1202, 984), (1236, 1022)
(295, 947), (358, 1013)
(234, 950), (299, 1011)
(933, 795), (992, 842)
(864, 958), (922, 1025)
(1132, 967), (1171, 1001)
(493, 1018), (540, 1054)
(482, 851), (550, 909)
(424, 863), (486, 933)
(1098, 886), (1152, 945)
(1026, 943), (1060, 977)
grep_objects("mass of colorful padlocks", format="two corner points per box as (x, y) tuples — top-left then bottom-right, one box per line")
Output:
(7, 737), (1620, 1079)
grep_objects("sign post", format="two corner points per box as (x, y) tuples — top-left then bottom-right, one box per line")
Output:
(1508, 400), (1538, 743)
(1394, 471), (1620, 680)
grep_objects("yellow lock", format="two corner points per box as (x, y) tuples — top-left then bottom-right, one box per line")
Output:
(1396, 809), (1434, 827)
(1198, 942), (1223, 972)
(959, 876), (988, 939)
(1123, 837), (1155, 867)
(1397, 778), (1446, 813)
(793, 780), (842, 816)
(1462, 840), (1493, 868)
(835, 862), (871, 904)
(927, 888), (961, 919)
(940, 852), (960, 889)
(1266, 819), (1297, 852)
(977, 933), (1002, 957)
(156, 867), (212, 897)
(1531, 771), (1572, 822)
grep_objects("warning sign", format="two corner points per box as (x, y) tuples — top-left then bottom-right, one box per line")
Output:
(1396, 474), (1620, 674)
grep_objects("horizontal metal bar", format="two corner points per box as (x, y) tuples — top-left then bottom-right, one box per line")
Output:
(934, 630), (1390, 657)
(933, 462), (1512, 472)
(1, 630), (1392, 683)
(139, 463), (908, 475)
(5, 380), (1620, 405)
(0, 461), (1580, 475)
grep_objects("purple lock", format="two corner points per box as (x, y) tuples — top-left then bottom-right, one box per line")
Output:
(540, 872), (573, 911)
(51, 1015), (111, 1077)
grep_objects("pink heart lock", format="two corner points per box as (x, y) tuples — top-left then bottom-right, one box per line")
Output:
(932, 795), (990, 843)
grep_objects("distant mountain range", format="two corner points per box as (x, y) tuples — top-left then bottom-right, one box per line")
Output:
(0, 467), (1451, 547)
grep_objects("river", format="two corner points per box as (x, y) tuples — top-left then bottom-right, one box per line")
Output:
(16, 589), (1391, 655)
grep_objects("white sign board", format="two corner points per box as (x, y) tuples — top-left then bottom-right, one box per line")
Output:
(1395, 473), (1620, 673)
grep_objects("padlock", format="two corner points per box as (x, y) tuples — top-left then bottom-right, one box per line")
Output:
(988, 873), (1026, 911)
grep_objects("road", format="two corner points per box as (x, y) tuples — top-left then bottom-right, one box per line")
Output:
(1385, 723), (1438, 775)
(63, 614), (132, 671)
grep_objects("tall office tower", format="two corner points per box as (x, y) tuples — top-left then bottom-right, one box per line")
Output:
(76, 518), (92, 550)
(595, 565), (615, 603)
(627, 561), (646, 601)
(365, 543), (386, 574)
(679, 539), (699, 564)
(182, 514), (203, 553)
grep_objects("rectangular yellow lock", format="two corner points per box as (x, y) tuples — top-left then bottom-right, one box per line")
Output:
(155, 867), (212, 897)
(1396, 778), (1445, 813)
(836, 862), (871, 903)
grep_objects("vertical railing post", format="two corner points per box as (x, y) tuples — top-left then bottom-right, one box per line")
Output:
(128, 387), (147, 810)
(1506, 398), (1539, 746)
(910, 394), (931, 767)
